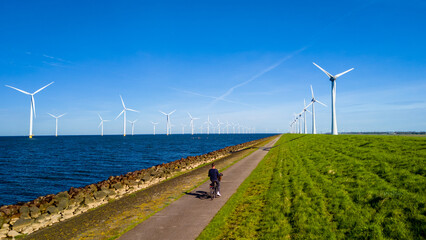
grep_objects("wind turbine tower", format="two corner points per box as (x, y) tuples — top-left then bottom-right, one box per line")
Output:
(205, 115), (212, 135)
(48, 113), (66, 137)
(128, 119), (138, 136)
(5, 82), (54, 138)
(151, 121), (159, 135)
(98, 114), (110, 136)
(160, 110), (176, 135)
(115, 95), (138, 136)
(188, 112), (199, 135)
(309, 85), (327, 134)
(313, 62), (354, 135)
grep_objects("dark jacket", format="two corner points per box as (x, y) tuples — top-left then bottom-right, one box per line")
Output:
(208, 168), (220, 182)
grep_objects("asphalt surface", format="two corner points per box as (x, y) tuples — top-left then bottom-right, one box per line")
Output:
(119, 135), (280, 240)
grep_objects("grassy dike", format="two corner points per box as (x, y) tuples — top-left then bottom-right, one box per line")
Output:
(198, 134), (425, 240)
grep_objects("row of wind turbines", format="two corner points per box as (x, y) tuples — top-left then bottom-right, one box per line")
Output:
(291, 62), (354, 135)
(4, 83), (255, 137)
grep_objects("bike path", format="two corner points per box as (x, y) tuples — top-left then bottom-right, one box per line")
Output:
(119, 135), (281, 240)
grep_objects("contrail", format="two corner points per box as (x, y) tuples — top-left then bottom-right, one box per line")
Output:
(211, 46), (308, 105)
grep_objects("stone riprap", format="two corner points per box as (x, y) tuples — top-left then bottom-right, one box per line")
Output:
(0, 137), (271, 239)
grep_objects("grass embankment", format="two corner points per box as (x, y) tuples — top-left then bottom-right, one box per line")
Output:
(198, 134), (425, 239)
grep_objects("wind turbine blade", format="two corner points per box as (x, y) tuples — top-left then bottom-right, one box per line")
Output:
(335, 68), (354, 78)
(115, 110), (125, 120)
(33, 81), (54, 94)
(98, 122), (103, 128)
(58, 113), (66, 118)
(316, 100), (327, 107)
(126, 108), (138, 112)
(306, 109), (312, 114)
(120, 95), (126, 108)
(98, 113), (103, 121)
(312, 62), (333, 78)
(5, 85), (31, 95)
(48, 113), (56, 118)
(310, 85), (314, 98)
(159, 111), (167, 115)
(169, 110), (176, 115)
(31, 95), (36, 118)
(305, 101), (313, 109)
(187, 112), (193, 119)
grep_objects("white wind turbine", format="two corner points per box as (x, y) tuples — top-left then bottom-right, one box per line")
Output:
(160, 110), (176, 135)
(128, 119), (138, 136)
(188, 112), (199, 135)
(313, 62), (354, 135)
(225, 121), (231, 134)
(115, 95), (138, 136)
(5, 82), (54, 138)
(151, 121), (159, 135)
(217, 120), (224, 134)
(204, 115), (212, 135)
(302, 99), (312, 134)
(309, 85), (327, 134)
(181, 124), (186, 134)
(98, 114), (110, 136)
(48, 113), (66, 137)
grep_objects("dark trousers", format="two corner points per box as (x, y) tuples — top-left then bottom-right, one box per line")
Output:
(211, 180), (220, 192)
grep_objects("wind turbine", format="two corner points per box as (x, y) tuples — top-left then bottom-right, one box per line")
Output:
(204, 115), (212, 135)
(217, 120), (224, 134)
(115, 95), (138, 136)
(98, 114), (110, 136)
(313, 62), (354, 135)
(48, 113), (66, 137)
(5, 82), (54, 138)
(151, 121), (159, 135)
(160, 110), (176, 135)
(181, 124), (186, 134)
(188, 112), (199, 135)
(128, 119), (138, 136)
(309, 85), (327, 134)
(225, 121), (231, 134)
(302, 99), (312, 134)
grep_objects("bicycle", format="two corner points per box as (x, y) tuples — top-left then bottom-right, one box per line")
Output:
(210, 181), (218, 200)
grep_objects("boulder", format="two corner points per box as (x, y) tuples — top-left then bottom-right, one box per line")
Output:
(29, 206), (41, 219)
(112, 182), (123, 190)
(7, 230), (21, 238)
(142, 174), (151, 182)
(12, 218), (33, 231)
(94, 191), (107, 200)
(57, 199), (69, 211)
(84, 196), (94, 206)
(46, 206), (58, 214)
(19, 206), (30, 219)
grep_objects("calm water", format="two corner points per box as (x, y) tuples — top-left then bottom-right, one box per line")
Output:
(0, 134), (274, 206)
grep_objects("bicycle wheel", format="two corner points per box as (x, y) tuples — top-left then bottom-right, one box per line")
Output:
(210, 186), (215, 200)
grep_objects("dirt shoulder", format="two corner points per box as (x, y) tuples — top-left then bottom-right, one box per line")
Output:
(23, 136), (276, 240)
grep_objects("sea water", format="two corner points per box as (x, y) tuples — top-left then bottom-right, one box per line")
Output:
(0, 134), (274, 206)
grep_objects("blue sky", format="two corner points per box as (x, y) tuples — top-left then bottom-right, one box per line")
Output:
(0, 0), (425, 136)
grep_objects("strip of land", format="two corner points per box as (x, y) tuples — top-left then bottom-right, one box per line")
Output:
(199, 134), (426, 240)
(119, 135), (281, 240)
(22, 136), (277, 240)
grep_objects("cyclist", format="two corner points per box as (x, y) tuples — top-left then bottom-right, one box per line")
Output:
(208, 163), (221, 196)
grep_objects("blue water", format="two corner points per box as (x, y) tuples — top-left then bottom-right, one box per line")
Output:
(0, 134), (274, 207)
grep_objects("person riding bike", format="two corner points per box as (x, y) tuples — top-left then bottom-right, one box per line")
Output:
(208, 163), (222, 196)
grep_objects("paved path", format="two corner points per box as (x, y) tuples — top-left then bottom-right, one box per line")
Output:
(119, 135), (280, 240)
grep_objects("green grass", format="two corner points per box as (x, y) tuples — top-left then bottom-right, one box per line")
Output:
(198, 134), (426, 240)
